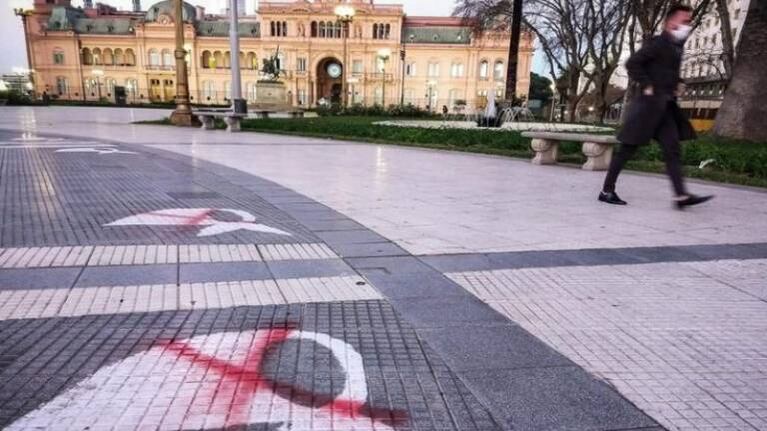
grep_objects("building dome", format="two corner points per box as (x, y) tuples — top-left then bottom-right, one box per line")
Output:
(144, 0), (196, 23)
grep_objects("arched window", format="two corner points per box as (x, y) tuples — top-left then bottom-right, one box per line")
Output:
(81, 48), (92, 65)
(239, 51), (246, 69)
(85, 78), (98, 97)
(373, 23), (388, 39)
(148, 49), (160, 67)
(479, 60), (489, 79)
(125, 49), (136, 66)
(92, 48), (102, 65)
(162, 49), (173, 67)
(125, 78), (138, 98)
(201, 80), (215, 101)
(105, 78), (116, 96)
(53, 48), (65, 65)
(213, 51), (223, 69)
(114, 48), (124, 66)
(311, 21), (318, 37)
(270, 21), (288, 37)
(334, 22), (341, 38)
(55, 76), (68, 95)
(493, 60), (504, 81)
(102, 48), (114, 66)
(246, 52), (257, 70)
(201, 51), (212, 69)
(319, 21), (326, 38)
(223, 51), (231, 69)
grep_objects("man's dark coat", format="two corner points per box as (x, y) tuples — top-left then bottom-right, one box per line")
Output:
(618, 32), (697, 146)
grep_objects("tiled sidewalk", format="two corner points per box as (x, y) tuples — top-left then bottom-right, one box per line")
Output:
(449, 260), (767, 431)
(0, 129), (506, 431)
(4, 107), (767, 431)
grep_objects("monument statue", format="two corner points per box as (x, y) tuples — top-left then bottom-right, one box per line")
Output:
(255, 46), (290, 109)
(260, 47), (283, 82)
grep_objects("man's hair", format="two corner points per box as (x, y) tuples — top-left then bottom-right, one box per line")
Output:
(667, 4), (694, 19)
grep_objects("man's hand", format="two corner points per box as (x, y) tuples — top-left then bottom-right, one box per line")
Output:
(675, 82), (686, 97)
(643, 86), (654, 96)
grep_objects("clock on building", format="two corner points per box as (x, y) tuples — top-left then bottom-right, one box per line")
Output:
(326, 63), (342, 79)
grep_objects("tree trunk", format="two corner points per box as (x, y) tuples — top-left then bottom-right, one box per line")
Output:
(715, 0), (735, 80)
(505, 0), (523, 101)
(713, 0), (767, 142)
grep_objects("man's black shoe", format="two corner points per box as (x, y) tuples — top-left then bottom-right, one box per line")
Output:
(599, 191), (627, 205)
(675, 194), (714, 210)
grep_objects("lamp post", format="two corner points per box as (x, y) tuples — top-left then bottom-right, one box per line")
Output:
(377, 48), (391, 107)
(228, 0), (246, 114)
(170, 0), (197, 126)
(334, 5), (355, 107)
(399, 48), (406, 106)
(14, 8), (35, 99)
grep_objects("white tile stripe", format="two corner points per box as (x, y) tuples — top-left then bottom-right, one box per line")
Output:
(0, 243), (340, 268)
(0, 276), (381, 321)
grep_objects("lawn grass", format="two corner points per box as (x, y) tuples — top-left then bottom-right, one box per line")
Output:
(139, 116), (767, 189)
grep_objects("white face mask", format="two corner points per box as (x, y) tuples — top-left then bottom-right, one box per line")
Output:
(670, 24), (693, 41)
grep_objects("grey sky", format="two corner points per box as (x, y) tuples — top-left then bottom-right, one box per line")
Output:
(1, 0), (546, 75)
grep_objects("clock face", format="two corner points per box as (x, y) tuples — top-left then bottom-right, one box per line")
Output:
(326, 63), (342, 79)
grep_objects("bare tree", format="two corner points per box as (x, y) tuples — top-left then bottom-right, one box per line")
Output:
(579, 0), (631, 122)
(453, 0), (524, 102)
(522, 0), (594, 122)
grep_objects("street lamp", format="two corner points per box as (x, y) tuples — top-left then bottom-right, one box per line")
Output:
(228, 0), (246, 114)
(169, 0), (197, 126)
(334, 5), (355, 107)
(377, 48), (391, 107)
(399, 48), (406, 106)
(14, 8), (35, 99)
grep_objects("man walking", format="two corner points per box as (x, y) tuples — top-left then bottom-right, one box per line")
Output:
(599, 4), (713, 210)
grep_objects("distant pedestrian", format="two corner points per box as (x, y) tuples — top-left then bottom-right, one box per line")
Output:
(600, 4), (713, 210)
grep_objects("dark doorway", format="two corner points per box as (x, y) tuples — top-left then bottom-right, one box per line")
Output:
(316, 57), (343, 105)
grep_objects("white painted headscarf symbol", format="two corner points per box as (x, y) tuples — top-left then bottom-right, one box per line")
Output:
(104, 208), (292, 237)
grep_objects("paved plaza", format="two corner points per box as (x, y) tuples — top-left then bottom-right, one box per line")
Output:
(0, 106), (765, 431)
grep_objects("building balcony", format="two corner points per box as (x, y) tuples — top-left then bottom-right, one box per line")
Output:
(82, 64), (138, 71)
(146, 65), (176, 71)
(350, 72), (395, 82)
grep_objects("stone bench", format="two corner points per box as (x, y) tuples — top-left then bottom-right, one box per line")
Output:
(194, 109), (306, 132)
(522, 131), (620, 171)
(193, 110), (246, 133)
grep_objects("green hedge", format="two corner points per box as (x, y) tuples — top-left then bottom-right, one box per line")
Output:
(240, 116), (530, 154)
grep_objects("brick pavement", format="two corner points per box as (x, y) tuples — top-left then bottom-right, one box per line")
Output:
(0, 129), (507, 431)
(6, 112), (765, 431)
